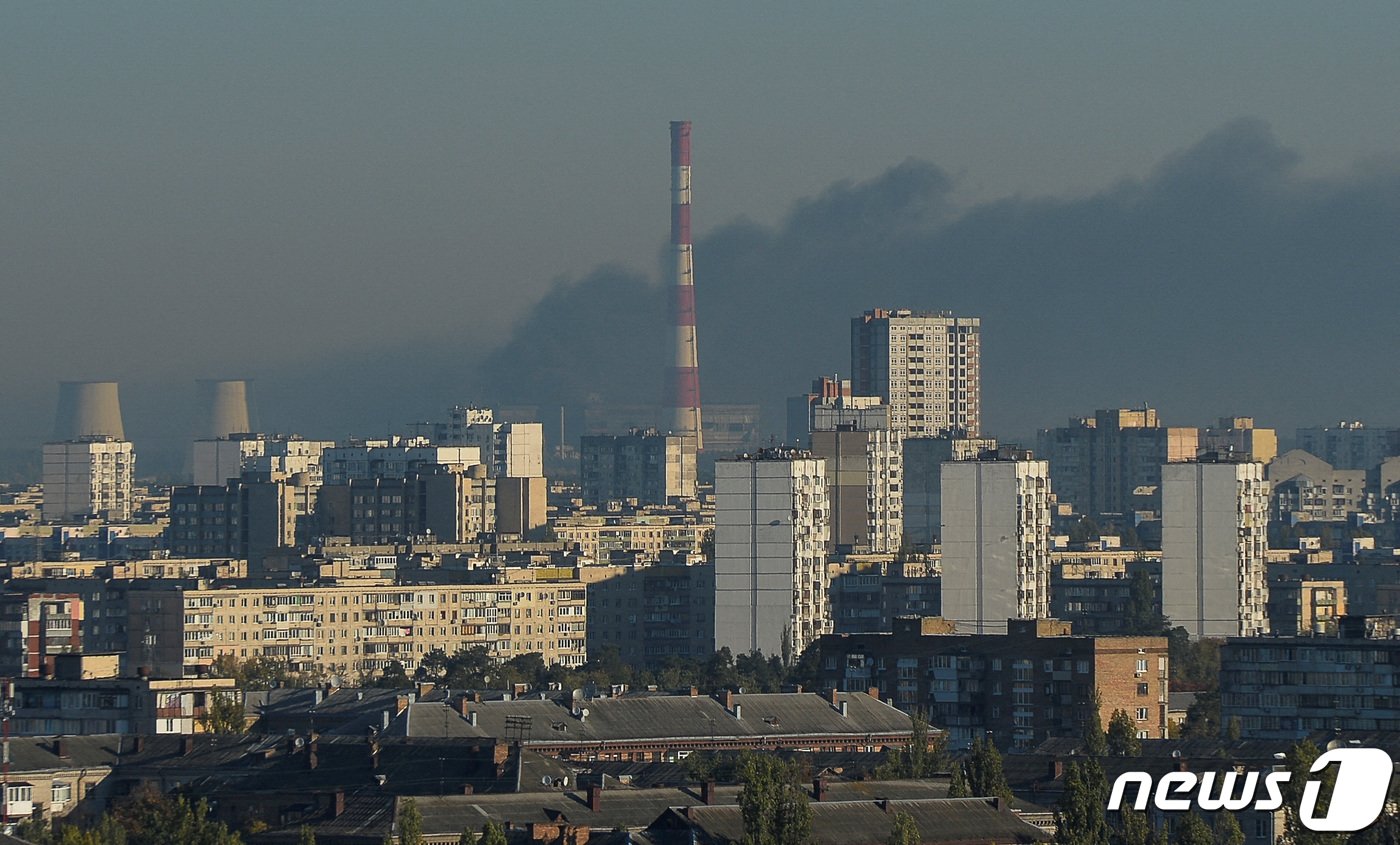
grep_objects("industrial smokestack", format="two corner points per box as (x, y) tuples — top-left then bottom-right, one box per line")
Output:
(668, 120), (703, 449)
(53, 381), (125, 440)
(197, 379), (253, 439)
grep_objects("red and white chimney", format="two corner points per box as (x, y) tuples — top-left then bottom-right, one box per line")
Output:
(668, 120), (703, 449)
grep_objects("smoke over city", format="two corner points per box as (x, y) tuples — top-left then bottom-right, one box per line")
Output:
(469, 118), (1400, 438)
(4, 118), (1399, 477)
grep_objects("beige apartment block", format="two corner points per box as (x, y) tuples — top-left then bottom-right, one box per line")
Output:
(140, 568), (590, 679)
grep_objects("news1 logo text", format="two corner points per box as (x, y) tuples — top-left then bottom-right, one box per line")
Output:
(1107, 747), (1394, 833)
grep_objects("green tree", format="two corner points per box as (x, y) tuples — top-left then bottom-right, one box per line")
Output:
(1211, 812), (1244, 845)
(1053, 758), (1110, 845)
(1225, 716), (1242, 742)
(1083, 688), (1108, 757)
(1180, 690), (1221, 739)
(1069, 517), (1101, 545)
(1167, 630), (1222, 692)
(105, 788), (241, 845)
(1117, 807), (1152, 845)
(1107, 709), (1142, 757)
(888, 811), (920, 845)
(397, 798), (423, 845)
(947, 762), (970, 798)
(739, 754), (812, 845)
(480, 821), (509, 845)
(458, 827), (478, 845)
(1174, 813), (1213, 845)
(201, 691), (246, 735)
(1123, 569), (1166, 634)
(874, 710), (950, 779)
(1282, 741), (1347, 845)
(374, 660), (410, 688)
(964, 737), (1012, 802)
(209, 654), (302, 691)
(297, 826), (316, 845)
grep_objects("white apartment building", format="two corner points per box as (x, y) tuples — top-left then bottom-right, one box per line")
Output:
(851, 309), (981, 438)
(939, 451), (1051, 633)
(191, 435), (334, 486)
(435, 407), (544, 478)
(41, 439), (135, 523)
(714, 450), (831, 659)
(1162, 460), (1270, 639)
(321, 439), (481, 485)
(807, 399), (902, 554)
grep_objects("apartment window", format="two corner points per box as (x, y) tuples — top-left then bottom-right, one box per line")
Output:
(6, 785), (31, 803)
(1135, 659), (1148, 674)
(1136, 707), (1149, 721)
(52, 781), (72, 805)
(1137, 683), (1149, 696)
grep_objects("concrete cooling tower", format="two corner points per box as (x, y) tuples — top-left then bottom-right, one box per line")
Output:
(53, 381), (126, 440)
(197, 379), (253, 439)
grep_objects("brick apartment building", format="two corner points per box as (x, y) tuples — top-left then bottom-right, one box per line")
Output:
(814, 617), (1169, 750)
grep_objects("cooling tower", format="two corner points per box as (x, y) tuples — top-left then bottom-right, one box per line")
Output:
(197, 379), (253, 438)
(53, 381), (126, 440)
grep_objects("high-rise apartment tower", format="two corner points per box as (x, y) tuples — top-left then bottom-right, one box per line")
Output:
(851, 310), (980, 438)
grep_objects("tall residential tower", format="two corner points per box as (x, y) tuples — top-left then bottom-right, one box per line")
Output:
(851, 309), (981, 438)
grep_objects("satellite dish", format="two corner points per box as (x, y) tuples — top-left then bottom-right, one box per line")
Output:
(542, 775), (554, 786)
(1171, 750), (1181, 758)
(581, 708), (590, 717)
(572, 688), (584, 701)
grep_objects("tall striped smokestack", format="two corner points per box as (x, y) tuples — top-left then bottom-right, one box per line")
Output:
(669, 120), (702, 449)
(54, 381), (125, 441)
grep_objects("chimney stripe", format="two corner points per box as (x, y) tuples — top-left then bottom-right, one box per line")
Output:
(668, 120), (702, 449)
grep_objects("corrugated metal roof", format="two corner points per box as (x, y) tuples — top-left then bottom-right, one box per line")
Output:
(389, 692), (911, 743)
(666, 798), (1050, 845)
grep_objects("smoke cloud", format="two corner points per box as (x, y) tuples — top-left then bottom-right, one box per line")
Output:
(464, 118), (1400, 441)
(8, 118), (1400, 479)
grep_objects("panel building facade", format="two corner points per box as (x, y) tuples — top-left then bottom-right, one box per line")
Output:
(579, 429), (698, 506)
(851, 309), (981, 438)
(42, 439), (135, 523)
(808, 411), (902, 554)
(714, 450), (831, 659)
(1161, 460), (1270, 638)
(939, 450), (1052, 634)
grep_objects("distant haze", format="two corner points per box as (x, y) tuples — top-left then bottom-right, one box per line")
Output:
(2, 4), (1399, 477)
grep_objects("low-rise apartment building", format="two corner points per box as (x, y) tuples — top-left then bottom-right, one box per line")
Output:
(583, 559), (715, 666)
(815, 617), (1169, 751)
(552, 511), (709, 563)
(1220, 616), (1400, 739)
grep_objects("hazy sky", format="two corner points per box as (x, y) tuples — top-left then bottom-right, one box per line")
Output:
(3, 3), (1399, 469)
